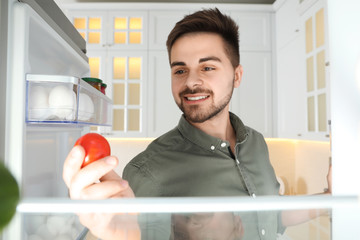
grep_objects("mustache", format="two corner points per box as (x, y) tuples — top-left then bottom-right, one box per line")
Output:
(179, 87), (213, 97)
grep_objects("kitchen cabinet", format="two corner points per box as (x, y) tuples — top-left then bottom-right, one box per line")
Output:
(148, 10), (190, 50)
(230, 11), (273, 137)
(62, 4), (274, 138)
(66, 9), (149, 137)
(69, 10), (148, 51)
(276, 34), (307, 139)
(275, 0), (301, 50)
(231, 52), (273, 137)
(275, 0), (330, 141)
(230, 11), (272, 52)
(147, 51), (182, 137)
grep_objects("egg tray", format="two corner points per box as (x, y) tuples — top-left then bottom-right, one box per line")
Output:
(25, 74), (112, 126)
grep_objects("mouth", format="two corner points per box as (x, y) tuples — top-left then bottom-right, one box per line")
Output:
(186, 95), (208, 101)
(183, 94), (210, 103)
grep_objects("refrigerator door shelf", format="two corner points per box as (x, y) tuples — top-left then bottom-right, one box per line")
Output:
(26, 74), (112, 127)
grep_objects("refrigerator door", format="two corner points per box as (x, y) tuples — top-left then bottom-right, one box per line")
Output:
(4, 2), (91, 239)
(6, 1), (89, 197)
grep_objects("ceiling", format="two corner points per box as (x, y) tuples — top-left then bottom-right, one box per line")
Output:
(75, 0), (276, 3)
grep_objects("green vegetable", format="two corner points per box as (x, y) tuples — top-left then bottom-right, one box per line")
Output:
(0, 161), (20, 233)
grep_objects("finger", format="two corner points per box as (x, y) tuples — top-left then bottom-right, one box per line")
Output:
(80, 180), (130, 199)
(70, 156), (118, 198)
(63, 145), (85, 188)
(101, 169), (122, 181)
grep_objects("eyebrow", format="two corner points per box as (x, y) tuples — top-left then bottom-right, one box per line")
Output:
(170, 61), (185, 68)
(199, 56), (221, 63)
(170, 56), (221, 68)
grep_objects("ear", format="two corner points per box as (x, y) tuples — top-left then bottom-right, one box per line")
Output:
(234, 64), (243, 89)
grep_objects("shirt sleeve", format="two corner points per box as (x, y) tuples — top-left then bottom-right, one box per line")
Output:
(122, 161), (161, 197)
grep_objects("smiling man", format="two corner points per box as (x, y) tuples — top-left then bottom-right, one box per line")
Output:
(122, 8), (285, 239)
(63, 8), (331, 240)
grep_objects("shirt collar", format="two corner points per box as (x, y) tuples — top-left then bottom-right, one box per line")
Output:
(177, 112), (248, 152)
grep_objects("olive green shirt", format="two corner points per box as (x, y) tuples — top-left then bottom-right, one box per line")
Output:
(123, 112), (284, 239)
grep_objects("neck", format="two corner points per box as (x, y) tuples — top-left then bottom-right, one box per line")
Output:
(188, 110), (236, 149)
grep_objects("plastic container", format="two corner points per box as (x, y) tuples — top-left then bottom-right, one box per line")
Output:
(26, 74), (112, 126)
(82, 77), (102, 91)
(101, 82), (107, 95)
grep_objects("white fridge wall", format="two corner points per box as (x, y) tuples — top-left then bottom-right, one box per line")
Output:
(6, 2), (89, 198)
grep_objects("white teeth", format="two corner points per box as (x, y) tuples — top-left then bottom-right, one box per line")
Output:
(187, 96), (207, 101)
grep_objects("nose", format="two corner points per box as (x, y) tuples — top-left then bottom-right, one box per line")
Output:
(185, 71), (203, 89)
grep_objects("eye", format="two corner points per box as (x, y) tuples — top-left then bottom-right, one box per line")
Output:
(173, 69), (186, 75)
(203, 66), (215, 71)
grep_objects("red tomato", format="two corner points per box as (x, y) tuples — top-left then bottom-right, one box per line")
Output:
(74, 133), (111, 168)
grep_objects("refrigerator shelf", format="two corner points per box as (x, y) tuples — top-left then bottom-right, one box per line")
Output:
(26, 74), (112, 126)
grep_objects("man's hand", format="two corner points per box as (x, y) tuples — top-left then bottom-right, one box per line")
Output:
(63, 145), (134, 200)
(62, 145), (140, 240)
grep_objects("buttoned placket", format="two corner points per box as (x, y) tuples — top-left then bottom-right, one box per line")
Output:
(234, 142), (270, 240)
(234, 143), (257, 197)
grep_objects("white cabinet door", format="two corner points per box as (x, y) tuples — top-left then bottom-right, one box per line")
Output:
(107, 50), (148, 137)
(300, 0), (331, 141)
(231, 52), (273, 137)
(66, 10), (108, 51)
(147, 51), (182, 137)
(276, 35), (307, 139)
(275, 0), (301, 49)
(230, 12), (272, 51)
(107, 10), (148, 51)
(148, 10), (189, 50)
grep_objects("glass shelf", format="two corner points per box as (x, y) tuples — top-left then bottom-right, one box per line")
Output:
(5, 195), (360, 240)
(25, 74), (112, 127)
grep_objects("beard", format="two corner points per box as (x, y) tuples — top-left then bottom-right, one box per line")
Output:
(176, 83), (234, 123)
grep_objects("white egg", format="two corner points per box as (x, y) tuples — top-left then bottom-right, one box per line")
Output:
(29, 86), (48, 108)
(78, 93), (94, 121)
(28, 86), (50, 119)
(48, 85), (76, 120)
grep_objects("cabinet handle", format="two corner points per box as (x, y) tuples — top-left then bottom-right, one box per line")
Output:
(295, 29), (300, 32)
(325, 62), (330, 66)
(297, 133), (302, 137)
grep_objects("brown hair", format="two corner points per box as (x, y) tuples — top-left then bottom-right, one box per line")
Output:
(166, 8), (240, 68)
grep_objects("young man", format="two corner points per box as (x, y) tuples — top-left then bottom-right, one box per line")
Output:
(63, 8), (331, 240)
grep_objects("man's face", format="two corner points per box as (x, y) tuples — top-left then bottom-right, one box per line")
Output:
(170, 32), (242, 123)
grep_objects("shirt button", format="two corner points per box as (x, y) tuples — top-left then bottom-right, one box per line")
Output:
(210, 145), (215, 150)
(261, 229), (265, 235)
(220, 142), (226, 147)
